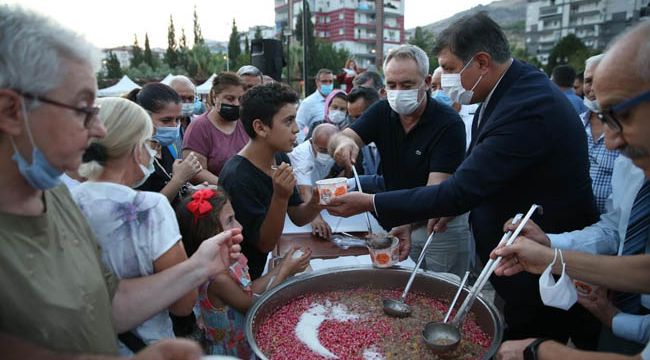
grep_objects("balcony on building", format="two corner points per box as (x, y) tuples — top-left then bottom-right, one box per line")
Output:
(383, 1), (402, 15)
(275, 0), (288, 10)
(538, 5), (561, 19)
(357, 1), (375, 12)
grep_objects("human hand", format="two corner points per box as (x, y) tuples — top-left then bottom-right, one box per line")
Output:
(132, 339), (203, 360)
(311, 216), (332, 239)
(390, 224), (412, 261)
(172, 152), (202, 183)
(577, 286), (619, 328)
(332, 137), (359, 170)
(490, 236), (555, 277)
(272, 162), (297, 200)
(503, 217), (550, 247)
(191, 228), (243, 281)
(324, 192), (374, 217)
(427, 217), (452, 234)
(280, 247), (312, 276)
(495, 338), (536, 360)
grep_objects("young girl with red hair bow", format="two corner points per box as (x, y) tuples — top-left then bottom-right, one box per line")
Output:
(176, 186), (310, 358)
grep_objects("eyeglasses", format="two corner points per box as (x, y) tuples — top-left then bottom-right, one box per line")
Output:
(597, 90), (650, 133)
(16, 91), (100, 128)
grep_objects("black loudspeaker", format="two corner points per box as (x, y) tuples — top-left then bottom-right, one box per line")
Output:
(251, 39), (285, 81)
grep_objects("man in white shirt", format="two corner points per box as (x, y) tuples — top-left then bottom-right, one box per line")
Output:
(505, 156), (647, 351)
(296, 68), (335, 142)
(288, 123), (338, 238)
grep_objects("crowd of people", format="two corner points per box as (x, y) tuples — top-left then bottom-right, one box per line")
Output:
(1, 4), (649, 360)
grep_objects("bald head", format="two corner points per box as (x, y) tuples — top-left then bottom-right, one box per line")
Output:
(312, 123), (338, 152)
(432, 66), (443, 90)
(594, 20), (650, 176)
(169, 75), (196, 103)
(595, 21), (650, 108)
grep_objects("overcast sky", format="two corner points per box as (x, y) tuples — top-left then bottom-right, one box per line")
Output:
(7, 0), (488, 48)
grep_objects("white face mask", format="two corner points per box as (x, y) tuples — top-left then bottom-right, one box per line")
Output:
(441, 57), (483, 105)
(315, 151), (332, 164)
(132, 143), (156, 188)
(181, 102), (194, 117)
(583, 97), (599, 113)
(539, 248), (578, 311)
(328, 109), (347, 124)
(386, 86), (423, 115)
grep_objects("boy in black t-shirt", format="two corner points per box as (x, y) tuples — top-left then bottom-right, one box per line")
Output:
(219, 83), (322, 279)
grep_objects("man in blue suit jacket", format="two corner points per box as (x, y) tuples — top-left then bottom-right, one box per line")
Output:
(327, 13), (600, 347)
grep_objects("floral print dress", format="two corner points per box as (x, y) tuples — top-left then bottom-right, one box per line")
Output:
(197, 255), (253, 359)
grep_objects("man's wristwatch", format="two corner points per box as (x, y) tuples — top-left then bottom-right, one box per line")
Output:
(523, 338), (550, 360)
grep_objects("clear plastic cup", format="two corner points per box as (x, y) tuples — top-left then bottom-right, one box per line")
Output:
(367, 236), (399, 268)
(315, 177), (348, 205)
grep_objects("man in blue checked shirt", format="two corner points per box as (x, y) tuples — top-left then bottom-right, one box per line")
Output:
(581, 54), (620, 214)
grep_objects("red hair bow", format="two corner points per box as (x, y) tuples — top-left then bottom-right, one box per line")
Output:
(187, 188), (215, 221)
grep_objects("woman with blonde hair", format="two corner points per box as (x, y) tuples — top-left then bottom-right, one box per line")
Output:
(72, 97), (197, 355)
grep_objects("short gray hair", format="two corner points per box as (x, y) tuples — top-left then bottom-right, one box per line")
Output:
(383, 44), (429, 79)
(584, 54), (605, 71)
(237, 65), (263, 77)
(169, 75), (195, 91)
(0, 5), (102, 108)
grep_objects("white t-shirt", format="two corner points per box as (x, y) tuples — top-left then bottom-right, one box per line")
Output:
(71, 182), (181, 351)
(288, 140), (335, 186)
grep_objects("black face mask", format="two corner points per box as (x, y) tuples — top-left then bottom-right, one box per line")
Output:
(219, 103), (240, 121)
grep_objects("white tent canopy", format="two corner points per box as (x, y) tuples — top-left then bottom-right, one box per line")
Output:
(97, 75), (141, 97)
(160, 73), (175, 85)
(196, 73), (216, 95)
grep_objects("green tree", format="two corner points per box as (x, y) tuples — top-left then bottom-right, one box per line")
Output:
(312, 39), (350, 74)
(546, 34), (594, 74)
(193, 6), (204, 46)
(254, 26), (263, 41)
(131, 34), (143, 68)
(295, 2), (314, 45)
(104, 51), (123, 79)
(188, 44), (214, 79)
(511, 45), (542, 69)
(178, 28), (191, 71)
(408, 27), (437, 72)
(244, 35), (250, 57)
(165, 15), (179, 69)
(228, 18), (241, 70)
(143, 33), (156, 69)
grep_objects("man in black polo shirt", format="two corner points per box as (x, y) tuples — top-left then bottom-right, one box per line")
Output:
(328, 44), (469, 276)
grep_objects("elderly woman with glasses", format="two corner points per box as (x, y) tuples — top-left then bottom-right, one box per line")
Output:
(0, 6), (242, 358)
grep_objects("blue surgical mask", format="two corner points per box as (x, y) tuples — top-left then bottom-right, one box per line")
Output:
(432, 90), (454, 107)
(320, 83), (334, 96)
(193, 100), (205, 115)
(153, 125), (180, 146)
(181, 103), (194, 117)
(10, 101), (63, 190)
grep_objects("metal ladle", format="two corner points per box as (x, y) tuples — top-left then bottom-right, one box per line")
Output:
(423, 204), (540, 353)
(382, 231), (438, 317)
(350, 166), (392, 249)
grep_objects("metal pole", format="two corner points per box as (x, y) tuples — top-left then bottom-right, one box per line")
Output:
(302, 0), (308, 97)
(287, 0), (293, 86)
(375, 0), (384, 71)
